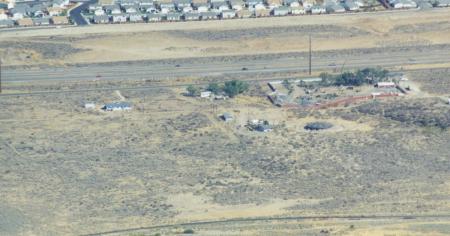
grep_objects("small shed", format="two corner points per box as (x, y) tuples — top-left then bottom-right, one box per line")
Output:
(221, 112), (233, 122)
(17, 18), (33, 26)
(102, 102), (132, 111)
(236, 9), (252, 18)
(84, 103), (96, 109)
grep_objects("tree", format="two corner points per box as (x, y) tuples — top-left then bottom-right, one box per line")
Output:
(207, 82), (222, 94)
(282, 79), (294, 94)
(186, 85), (199, 97)
(223, 80), (249, 97)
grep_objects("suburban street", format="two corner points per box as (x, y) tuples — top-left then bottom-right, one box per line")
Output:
(3, 48), (450, 83)
(69, 0), (97, 26)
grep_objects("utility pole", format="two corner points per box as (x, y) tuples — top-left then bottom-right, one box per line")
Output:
(0, 58), (2, 93)
(308, 35), (312, 76)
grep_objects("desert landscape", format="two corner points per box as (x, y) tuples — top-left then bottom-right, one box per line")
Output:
(1, 6), (450, 236)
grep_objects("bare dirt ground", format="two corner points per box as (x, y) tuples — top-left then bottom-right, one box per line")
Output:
(0, 8), (450, 66)
(0, 69), (449, 235)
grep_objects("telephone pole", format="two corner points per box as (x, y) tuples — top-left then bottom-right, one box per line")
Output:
(0, 58), (2, 93)
(309, 35), (312, 76)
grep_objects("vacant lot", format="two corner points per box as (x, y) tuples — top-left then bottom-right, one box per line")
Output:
(1, 8), (450, 66)
(0, 73), (449, 235)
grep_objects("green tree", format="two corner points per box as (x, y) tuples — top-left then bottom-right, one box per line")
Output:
(186, 85), (199, 97)
(223, 80), (249, 97)
(207, 82), (222, 94)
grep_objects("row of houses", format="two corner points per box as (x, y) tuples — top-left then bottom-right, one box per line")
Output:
(0, 0), (70, 27)
(0, 15), (69, 27)
(86, 0), (364, 20)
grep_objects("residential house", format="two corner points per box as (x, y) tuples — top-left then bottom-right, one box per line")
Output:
(0, 19), (14, 27)
(272, 5), (289, 15)
(310, 4), (326, 13)
(17, 18), (33, 26)
(266, 0), (282, 9)
(129, 13), (144, 22)
(375, 82), (396, 88)
(230, 0), (245, 10)
(103, 5), (121, 14)
(200, 91), (212, 98)
(140, 0), (154, 7)
(52, 15), (69, 24)
(254, 7), (270, 16)
(102, 102), (132, 111)
(344, 1), (359, 10)
(290, 6), (305, 14)
(182, 5), (193, 12)
(94, 8), (105, 15)
(183, 11), (200, 20)
(211, 2), (230, 11)
(417, 1), (432, 9)
(47, 7), (63, 16)
(52, 0), (69, 8)
(93, 14), (109, 23)
(166, 12), (182, 20)
(302, 0), (315, 10)
(11, 5), (29, 19)
(145, 5), (158, 12)
(112, 13), (128, 23)
(200, 11), (219, 19)
(119, 0), (137, 6)
(236, 9), (252, 17)
(32, 17), (51, 25)
(30, 4), (46, 17)
(173, 0), (192, 9)
(436, 0), (450, 6)
(159, 2), (175, 13)
(326, 3), (345, 13)
(0, 10), (7, 20)
(390, 0), (417, 8)
(283, 0), (300, 7)
(125, 6), (138, 13)
(245, 0), (264, 7)
(89, 4), (102, 12)
(147, 12), (163, 21)
(221, 9), (235, 18)
(193, 3), (210, 12)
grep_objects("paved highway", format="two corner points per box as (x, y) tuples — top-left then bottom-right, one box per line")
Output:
(3, 47), (450, 83)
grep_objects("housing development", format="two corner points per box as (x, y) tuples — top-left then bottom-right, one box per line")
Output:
(1, 0), (450, 235)
(1, 0), (450, 26)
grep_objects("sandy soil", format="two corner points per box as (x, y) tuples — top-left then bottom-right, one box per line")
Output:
(1, 8), (450, 66)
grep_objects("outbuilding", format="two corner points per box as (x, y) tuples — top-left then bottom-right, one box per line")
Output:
(102, 102), (132, 111)
(221, 113), (234, 122)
